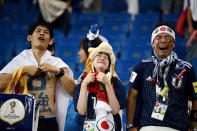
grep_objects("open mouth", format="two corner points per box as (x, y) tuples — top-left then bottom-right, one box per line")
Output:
(98, 61), (105, 65)
(159, 47), (168, 50)
(38, 37), (45, 41)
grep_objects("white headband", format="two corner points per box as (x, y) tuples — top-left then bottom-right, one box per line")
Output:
(151, 25), (175, 44)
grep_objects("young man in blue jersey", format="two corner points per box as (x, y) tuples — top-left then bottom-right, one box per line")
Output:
(126, 22), (197, 131)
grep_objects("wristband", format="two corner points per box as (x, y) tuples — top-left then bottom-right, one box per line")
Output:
(55, 68), (64, 78)
(126, 124), (134, 131)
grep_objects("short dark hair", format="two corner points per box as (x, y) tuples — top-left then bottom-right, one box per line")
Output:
(151, 22), (175, 34)
(28, 21), (54, 39)
(79, 38), (102, 57)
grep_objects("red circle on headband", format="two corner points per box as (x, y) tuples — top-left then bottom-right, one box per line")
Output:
(160, 27), (167, 31)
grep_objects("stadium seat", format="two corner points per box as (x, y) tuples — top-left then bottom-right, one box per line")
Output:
(175, 34), (186, 47)
(102, 21), (130, 32)
(55, 37), (81, 49)
(73, 13), (104, 30)
(55, 46), (79, 63)
(73, 71), (83, 80)
(139, 0), (161, 13)
(100, 29), (127, 41)
(70, 12), (80, 27)
(0, 43), (15, 66)
(134, 13), (159, 23)
(53, 29), (65, 41)
(162, 13), (181, 27)
(102, 0), (127, 12)
(120, 46), (152, 61)
(125, 37), (151, 47)
(67, 28), (87, 39)
(104, 13), (131, 22)
(0, 18), (11, 32)
(75, 63), (85, 73)
(63, 61), (77, 73)
(14, 41), (30, 56)
(173, 45), (187, 60)
(116, 59), (139, 74)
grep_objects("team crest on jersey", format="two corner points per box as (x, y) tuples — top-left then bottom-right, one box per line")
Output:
(193, 82), (197, 93)
(130, 71), (137, 83)
(146, 76), (152, 81)
(172, 76), (183, 89)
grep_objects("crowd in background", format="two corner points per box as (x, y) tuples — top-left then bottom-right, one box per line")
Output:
(0, 0), (197, 131)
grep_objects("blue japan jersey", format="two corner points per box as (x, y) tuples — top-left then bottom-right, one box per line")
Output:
(129, 59), (197, 131)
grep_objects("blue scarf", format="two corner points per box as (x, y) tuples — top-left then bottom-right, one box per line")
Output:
(152, 51), (178, 78)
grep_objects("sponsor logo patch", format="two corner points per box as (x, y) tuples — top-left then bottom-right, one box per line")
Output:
(129, 71), (137, 83)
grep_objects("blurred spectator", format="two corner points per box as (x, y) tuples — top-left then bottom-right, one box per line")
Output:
(184, 0), (197, 63)
(186, 0), (197, 34)
(71, 0), (81, 12)
(161, 0), (183, 14)
(36, 0), (72, 36)
(82, 0), (101, 12)
(183, 0), (189, 9)
(7, 0), (20, 2)
(1, 0), (20, 5)
(0, 0), (4, 6)
(126, 0), (139, 18)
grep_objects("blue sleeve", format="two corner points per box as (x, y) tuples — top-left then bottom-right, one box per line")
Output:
(128, 62), (144, 126)
(133, 93), (142, 126)
(185, 66), (197, 100)
(73, 83), (81, 112)
(128, 62), (145, 91)
(114, 79), (127, 109)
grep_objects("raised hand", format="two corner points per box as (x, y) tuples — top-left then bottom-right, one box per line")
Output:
(23, 65), (41, 77)
(39, 63), (59, 74)
(96, 72), (110, 87)
(82, 72), (96, 86)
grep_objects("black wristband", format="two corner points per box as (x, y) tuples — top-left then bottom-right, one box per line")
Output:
(55, 68), (64, 78)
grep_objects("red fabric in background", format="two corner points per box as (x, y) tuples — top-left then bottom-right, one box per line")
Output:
(177, 7), (188, 37)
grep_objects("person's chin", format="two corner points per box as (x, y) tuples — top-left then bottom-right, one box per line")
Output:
(159, 50), (170, 55)
(160, 54), (169, 59)
(80, 60), (85, 64)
